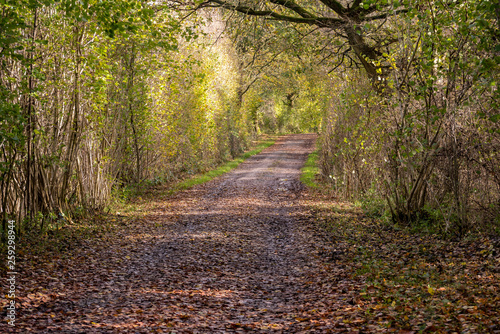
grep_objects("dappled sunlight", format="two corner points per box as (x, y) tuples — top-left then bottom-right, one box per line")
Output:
(3, 0), (497, 331)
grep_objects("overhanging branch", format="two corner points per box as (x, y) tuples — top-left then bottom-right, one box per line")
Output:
(201, 0), (343, 28)
(318, 0), (346, 15)
(269, 0), (315, 18)
(363, 9), (410, 21)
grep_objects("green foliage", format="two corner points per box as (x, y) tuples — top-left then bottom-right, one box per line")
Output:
(0, 3), (256, 242)
(255, 66), (327, 134)
(300, 150), (320, 189)
(319, 72), (385, 199)
(360, 184), (387, 219)
(382, 0), (499, 231)
(318, 0), (499, 236)
(2, 0), (498, 241)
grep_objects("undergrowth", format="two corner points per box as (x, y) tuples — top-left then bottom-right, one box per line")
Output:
(300, 150), (500, 332)
(300, 149), (320, 189)
(308, 200), (499, 333)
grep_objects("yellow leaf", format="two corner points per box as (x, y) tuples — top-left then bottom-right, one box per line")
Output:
(428, 285), (435, 295)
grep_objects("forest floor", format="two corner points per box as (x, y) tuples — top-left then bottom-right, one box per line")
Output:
(2, 134), (499, 333)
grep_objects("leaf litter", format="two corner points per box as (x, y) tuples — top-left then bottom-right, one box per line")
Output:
(1, 133), (499, 333)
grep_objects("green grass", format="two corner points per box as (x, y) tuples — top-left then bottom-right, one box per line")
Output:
(106, 138), (276, 214)
(300, 149), (320, 188)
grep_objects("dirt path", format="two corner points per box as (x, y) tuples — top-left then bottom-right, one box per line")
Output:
(6, 134), (359, 333)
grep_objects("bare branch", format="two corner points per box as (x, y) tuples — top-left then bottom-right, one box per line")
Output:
(201, 0), (344, 28)
(318, 0), (346, 16)
(269, 0), (315, 18)
(350, 0), (362, 10)
(328, 53), (345, 73)
(362, 9), (410, 21)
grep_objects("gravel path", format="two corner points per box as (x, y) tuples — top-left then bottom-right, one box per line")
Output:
(7, 134), (358, 333)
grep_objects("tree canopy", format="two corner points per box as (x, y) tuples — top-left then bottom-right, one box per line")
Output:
(195, 0), (410, 84)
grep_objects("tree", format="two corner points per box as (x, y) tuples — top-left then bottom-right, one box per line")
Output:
(316, 0), (499, 233)
(196, 0), (407, 87)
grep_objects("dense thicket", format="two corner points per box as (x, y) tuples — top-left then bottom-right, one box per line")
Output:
(2, 0), (498, 240)
(206, 0), (499, 235)
(319, 0), (499, 235)
(0, 1), (260, 238)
